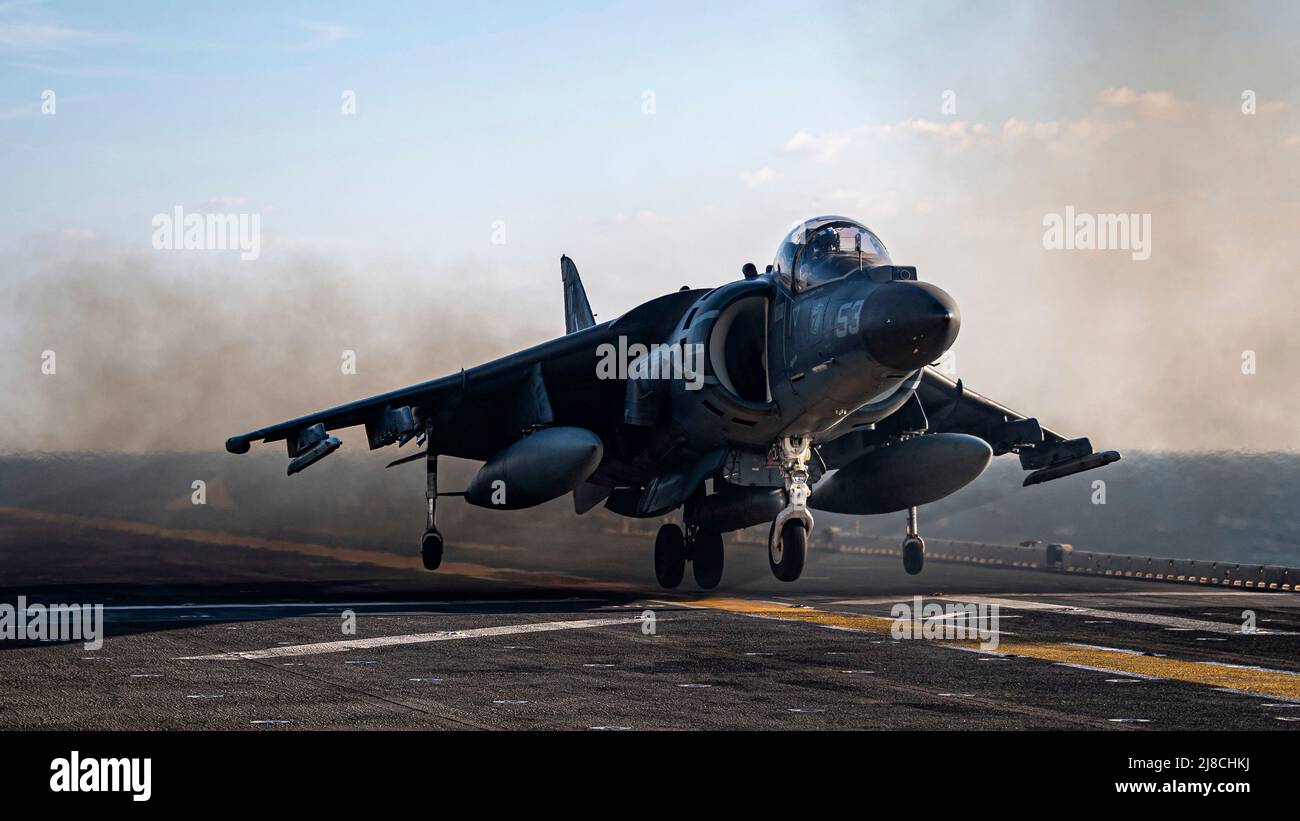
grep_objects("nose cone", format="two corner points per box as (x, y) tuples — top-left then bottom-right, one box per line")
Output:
(861, 281), (960, 370)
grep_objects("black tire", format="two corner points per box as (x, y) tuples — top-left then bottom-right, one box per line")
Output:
(654, 524), (686, 589)
(769, 519), (807, 582)
(692, 530), (724, 590)
(421, 529), (444, 571)
(902, 535), (925, 575)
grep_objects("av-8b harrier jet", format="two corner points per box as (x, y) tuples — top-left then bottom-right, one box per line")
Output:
(227, 216), (1120, 588)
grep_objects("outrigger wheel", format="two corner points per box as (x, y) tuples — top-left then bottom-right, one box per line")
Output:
(421, 528), (444, 571)
(902, 535), (925, 575)
(902, 505), (924, 575)
(654, 523), (686, 589)
(769, 519), (807, 582)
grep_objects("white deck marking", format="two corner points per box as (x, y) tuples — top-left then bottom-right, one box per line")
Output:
(1194, 660), (1300, 677)
(104, 598), (603, 612)
(176, 616), (648, 660)
(1041, 591), (1289, 598)
(1065, 642), (1154, 656)
(923, 611), (1022, 622)
(819, 595), (924, 606)
(1212, 687), (1300, 703)
(1053, 662), (1164, 680)
(836, 594), (1296, 635)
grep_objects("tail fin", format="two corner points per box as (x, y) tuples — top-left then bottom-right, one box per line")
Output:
(560, 255), (595, 334)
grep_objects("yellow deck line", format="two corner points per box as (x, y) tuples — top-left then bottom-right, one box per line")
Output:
(685, 597), (1300, 701)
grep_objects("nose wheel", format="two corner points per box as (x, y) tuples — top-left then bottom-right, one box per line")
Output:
(767, 435), (815, 582)
(902, 505), (924, 575)
(769, 519), (807, 581)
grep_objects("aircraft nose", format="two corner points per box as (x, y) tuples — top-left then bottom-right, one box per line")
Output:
(860, 281), (960, 370)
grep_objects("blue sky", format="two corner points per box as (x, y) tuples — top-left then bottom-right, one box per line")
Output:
(6, 0), (1294, 269)
(3, 1), (867, 258)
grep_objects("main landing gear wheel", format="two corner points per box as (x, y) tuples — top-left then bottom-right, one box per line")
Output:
(654, 523), (686, 589)
(421, 528), (444, 571)
(691, 530), (724, 590)
(769, 519), (807, 582)
(902, 535), (925, 575)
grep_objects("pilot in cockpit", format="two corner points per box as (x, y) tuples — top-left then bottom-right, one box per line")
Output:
(792, 222), (890, 292)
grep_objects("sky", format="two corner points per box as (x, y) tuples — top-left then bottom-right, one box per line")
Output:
(2, 0), (1299, 453)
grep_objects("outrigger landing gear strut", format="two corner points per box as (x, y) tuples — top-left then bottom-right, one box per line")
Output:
(421, 420), (444, 570)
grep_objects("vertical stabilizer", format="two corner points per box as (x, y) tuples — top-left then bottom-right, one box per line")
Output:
(561, 255), (595, 334)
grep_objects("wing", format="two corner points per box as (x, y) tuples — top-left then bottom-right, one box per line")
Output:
(915, 367), (1121, 486)
(225, 288), (705, 471)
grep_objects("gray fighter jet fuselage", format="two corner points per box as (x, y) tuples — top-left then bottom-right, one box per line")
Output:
(227, 216), (1119, 587)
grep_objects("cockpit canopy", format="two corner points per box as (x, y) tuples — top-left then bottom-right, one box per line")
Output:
(771, 216), (890, 293)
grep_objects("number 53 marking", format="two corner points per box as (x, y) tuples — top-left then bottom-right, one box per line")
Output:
(834, 299), (864, 338)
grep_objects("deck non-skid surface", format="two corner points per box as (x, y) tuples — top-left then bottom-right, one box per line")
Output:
(2, 511), (1297, 730)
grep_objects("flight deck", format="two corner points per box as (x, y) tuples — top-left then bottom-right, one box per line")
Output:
(3, 507), (1296, 731)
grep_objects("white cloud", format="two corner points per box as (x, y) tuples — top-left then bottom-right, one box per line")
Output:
(783, 129), (851, 161)
(1003, 117), (1134, 144)
(1096, 87), (1196, 120)
(740, 166), (778, 188)
(1003, 118), (1055, 139)
(863, 118), (994, 151)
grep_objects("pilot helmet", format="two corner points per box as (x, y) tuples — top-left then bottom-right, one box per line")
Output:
(771, 216), (889, 291)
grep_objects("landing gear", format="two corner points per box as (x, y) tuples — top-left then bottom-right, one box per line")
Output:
(691, 530), (724, 590)
(767, 435), (815, 582)
(654, 524), (725, 590)
(902, 505), (924, 575)
(654, 523), (686, 589)
(419, 426), (447, 572)
(769, 518), (807, 582)
(421, 528), (444, 570)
